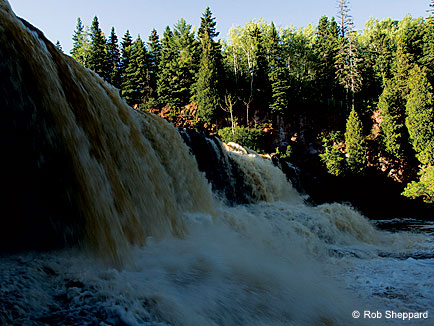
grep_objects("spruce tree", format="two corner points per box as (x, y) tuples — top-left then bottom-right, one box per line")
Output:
(345, 108), (367, 174)
(198, 6), (219, 39)
(335, 0), (362, 111)
(268, 23), (289, 115)
(122, 36), (150, 106)
(70, 17), (90, 66)
(55, 41), (63, 53)
(120, 30), (133, 94)
(88, 16), (108, 80)
(315, 16), (339, 109)
(157, 26), (177, 107)
(378, 80), (405, 159)
(171, 19), (199, 108)
(147, 29), (161, 98)
(405, 65), (434, 166)
(156, 20), (198, 109)
(106, 27), (121, 89)
(423, 1), (434, 84)
(250, 25), (270, 118)
(195, 7), (222, 122)
(196, 33), (220, 122)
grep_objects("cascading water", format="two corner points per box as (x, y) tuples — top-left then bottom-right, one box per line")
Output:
(1, 1), (433, 325)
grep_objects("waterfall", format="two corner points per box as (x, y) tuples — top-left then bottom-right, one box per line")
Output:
(1, 2), (433, 325)
(0, 0), (214, 264)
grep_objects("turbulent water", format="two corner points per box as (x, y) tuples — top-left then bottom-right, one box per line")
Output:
(0, 1), (433, 325)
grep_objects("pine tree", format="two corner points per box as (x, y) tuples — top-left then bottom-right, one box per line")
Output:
(268, 23), (289, 115)
(337, 0), (351, 38)
(335, 0), (362, 111)
(157, 26), (177, 107)
(70, 17), (90, 66)
(315, 16), (339, 109)
(106, 27), (121, 89)
(147, 29), (161, 98)
(171, 19), (199, 108)
(55, 41), (63, 53)
(195, 7), (222, 122)
(88, 16), (108, 80)
(198, 6), (219, 39)
(120, 30), (133, 93)
(122, 36), (150, 106)
(378, 80), (405, 159)
(250, 25), (270, 119)
(345, 108), (367, 174)
(156, 20), (198, 109)
(405, 65), (434, 166)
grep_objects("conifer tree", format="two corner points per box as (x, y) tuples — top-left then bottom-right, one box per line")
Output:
(157, 26), (177, 107)
(156, 20), (198, 108)
(423, 1), (434, 84)
(250, 25), (270, 119)
(335, 0), (362, 111)
(122, 36), (150, 106)
(198, 6), (219, 39)
(106, 27), (121, 89)
(378, 80), (405, 159)
(315, 16), (339, 108)
(120, 30), (133, 93)
(172, 19), (199, 107)
(405, 65), (434, 166)
(70, 17), (90, 66)
(147, 29), (161, 98)
(55, 41), (63, 53)
(345, 108), (367, 174)
(88, 16), (108, 80)
(268, 23), (289, 115)
(195, 7), (222, 122)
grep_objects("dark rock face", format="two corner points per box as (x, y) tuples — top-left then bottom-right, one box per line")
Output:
(179, 129), (254, 205)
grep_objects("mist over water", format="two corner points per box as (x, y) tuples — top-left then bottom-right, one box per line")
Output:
(0, 1), (433, 325)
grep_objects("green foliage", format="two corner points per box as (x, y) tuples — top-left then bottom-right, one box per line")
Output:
(402, 166), (434, 203)
(314, 16), (339, 108)
(157, 20), (199, 108)
(122, 36), (150, 106)
(195, 7), (222, 122)
(345, 109), (367, 174)
(88, 16), (108, 80)
(268, 23), (289, 115)
(70, 17), (90, 66)
(120, 30), (133, 81)
(276, 145), (293, 160)
(378, 80), (405, 159)
(55, 41), (63, 53)
(198, 6), (219, 39)
(360, 18), (397, 86)
(250, 25), (270, 112)
(335, 32), (363, 108)
(423, 2), (434, 84)
(147, 29), (161, 99)
(405, 65), (434, 166)
(319, 131), (345, 176)
(106, 27), (121, 89)
(218, 126), (264, 153)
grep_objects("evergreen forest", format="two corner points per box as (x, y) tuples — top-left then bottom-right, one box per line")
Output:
(67, 1), (434, 205)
